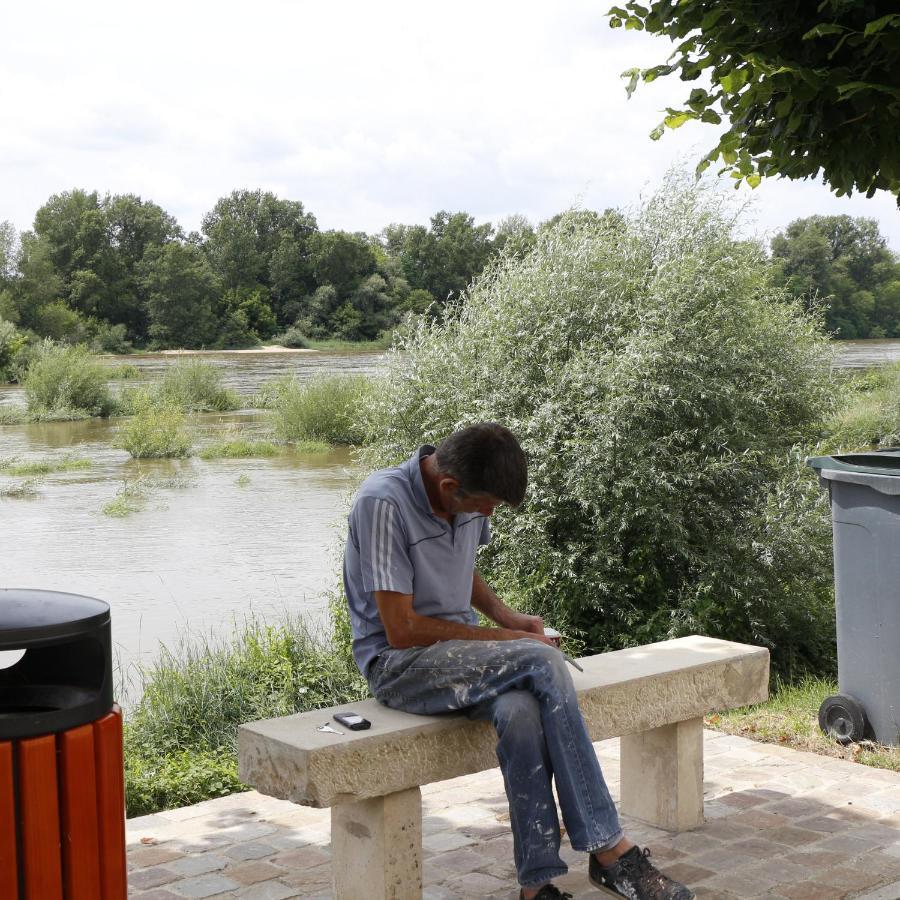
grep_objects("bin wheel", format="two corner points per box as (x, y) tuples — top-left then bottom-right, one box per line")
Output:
(819, 694), (868, 744)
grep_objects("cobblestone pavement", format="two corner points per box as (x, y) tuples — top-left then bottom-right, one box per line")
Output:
(126, 730), (900, 899)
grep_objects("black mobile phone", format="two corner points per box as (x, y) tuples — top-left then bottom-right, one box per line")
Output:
(333, 711), (371, 731)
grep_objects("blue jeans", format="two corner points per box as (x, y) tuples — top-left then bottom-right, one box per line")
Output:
(367, 638), (623, 888)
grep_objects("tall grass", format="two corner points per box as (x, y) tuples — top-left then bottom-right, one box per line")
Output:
(825, 362), (900, 451)
(270, 374), (373, 445)
(157, 360), (240, 412)
(123, 613), (367, 815)
(23, 342), (114, 419)
(115, 393), (193, 458)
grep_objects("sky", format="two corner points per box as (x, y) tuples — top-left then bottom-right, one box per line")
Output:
(2, 0), (898, 251)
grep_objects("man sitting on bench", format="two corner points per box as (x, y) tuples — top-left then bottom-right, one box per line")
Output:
(343, 423), (694, 900)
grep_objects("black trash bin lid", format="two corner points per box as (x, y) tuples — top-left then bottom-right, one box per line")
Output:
(0, 589), (109, 649)
(807, 448), (900, 478)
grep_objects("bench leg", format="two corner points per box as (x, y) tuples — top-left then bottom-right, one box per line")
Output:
(619, 717), (704, 832)
(331, 786), (423, 899)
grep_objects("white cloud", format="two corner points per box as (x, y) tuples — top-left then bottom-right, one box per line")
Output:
(1, 0), (898, 250)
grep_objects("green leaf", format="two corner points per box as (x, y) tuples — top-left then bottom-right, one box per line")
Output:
(720, 68), (749, 94)
(802, 23), (846, 40)
(624, 17), (644, 30)
(609, 16), (623, 28)
(722, 148), (738, 165)
(649, 123), (665, 141)
(863, 14), (899, 37)
(774, 96), (793, 117)
(700, 109), (722, 124)
(664, 112), (694, 129)
(622, 67), (640, 98)
(746, 174), (762, 188)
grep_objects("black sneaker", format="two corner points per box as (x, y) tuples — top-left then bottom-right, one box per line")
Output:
(589, 846), (694, 899)
(519, 885), (573, 900)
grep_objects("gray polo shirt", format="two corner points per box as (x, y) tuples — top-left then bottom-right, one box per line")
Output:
(343, 445), (491, 676)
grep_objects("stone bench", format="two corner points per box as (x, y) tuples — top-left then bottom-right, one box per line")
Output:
(239, 635), (769, 899)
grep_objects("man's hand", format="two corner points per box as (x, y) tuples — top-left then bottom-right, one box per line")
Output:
(504, 610), (545, 636)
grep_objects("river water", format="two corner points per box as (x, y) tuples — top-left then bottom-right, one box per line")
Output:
(1, 340), (898, 696)
(0, 351), (385, 694)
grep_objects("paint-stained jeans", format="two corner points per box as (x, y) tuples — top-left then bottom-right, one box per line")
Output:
(366, 638), (623, 888)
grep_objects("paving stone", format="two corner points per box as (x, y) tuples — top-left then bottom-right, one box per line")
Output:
(776, 882), (849, 900)
(450, 871), (511, 894)
(131, 891), (182, 900)
(223, 842), (277, 861)
(796, 815), (852, 833)
(170, 873), (239, 898)
(765, 826), (823, 847)
(166, 854), (228, 876)
(818, 864), (886, 892)
(227, 861), (287, 885)
(728, 837), (791, 859)
(129, 866), (178, 890)
(429, 845), (495, 874)
(422, 830), (478, 853)
(278, 862), (332, 889)
(856, 880), (900, 900)
(235, 881), (298, 899)
(731, 809), (791, 829)
(130, 845), (186, 868)
(660, 862), (716, 884)
(270, 845), (330, 869)
(718, 791), (770, 810)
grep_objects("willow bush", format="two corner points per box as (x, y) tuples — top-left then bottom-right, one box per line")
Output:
(362, 178), (839, 678)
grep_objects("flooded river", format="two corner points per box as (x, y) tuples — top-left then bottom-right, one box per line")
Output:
(0, 351), (385, 693)
(1, 340), (898, 695)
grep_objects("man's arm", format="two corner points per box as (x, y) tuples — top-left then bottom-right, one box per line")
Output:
(375, 589), (554, 649)
(471, 570), (546, 635)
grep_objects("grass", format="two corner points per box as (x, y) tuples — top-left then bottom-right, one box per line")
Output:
(305, 336), (392, 352)
(23, 343), (115, 418)
(0, 478), (41, 498)
(292, 439), (332, 454)
(158, 360), (240, 412)
(0, 405), (27, 425)
(270, 374), (373, 445)
(107, 363), (142, 380)
(115, 395), (193, 459)
(199, 439), (280, 460)
(122, 612), (367, 816)
(825, 361), (900, 451)
(0, 456), (92, 476)
(708, 677), (900, 772)
(102, 479), (149, 517)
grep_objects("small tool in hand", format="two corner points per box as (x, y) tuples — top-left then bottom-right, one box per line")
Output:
(317, 723), (344, 735)
(563, 654), (584, 672)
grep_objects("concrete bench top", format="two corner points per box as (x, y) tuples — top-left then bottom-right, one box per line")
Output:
(239, 635), (768, 808)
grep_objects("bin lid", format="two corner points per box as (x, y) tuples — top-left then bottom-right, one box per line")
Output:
(807, 448), (900, 477)
(0, 589), (109, 647)
(807, 448), (900, 495)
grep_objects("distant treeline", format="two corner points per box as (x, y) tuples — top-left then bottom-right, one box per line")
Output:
(0, 189), (898, 355)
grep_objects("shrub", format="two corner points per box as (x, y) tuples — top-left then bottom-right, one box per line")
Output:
(0, 317), (26, 383)
(826, 362), (900, 451)
(270, 326), (309, 349)
(158, 360), (240, 412)
(115, 394), (193, 458)
(271, 374), (373, 445)
(199, 439), (280, 460)
(122, 614), (367, 815)
(23, 342), (114, 418)
(363, 176), (838, 679)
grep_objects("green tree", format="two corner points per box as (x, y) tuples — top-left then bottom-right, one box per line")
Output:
(24, 190), (180, 340)
(383, 211), (495, 309)
(365, 177), (838, 678)
(139, 243), (220, 349)
(493, 214), (537, 258)
(0, 221), (17, 284)
(771, 215), (900, 337)
(610, 2), (900, 200)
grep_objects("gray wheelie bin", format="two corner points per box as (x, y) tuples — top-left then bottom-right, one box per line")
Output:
(807, 449), (900, 746)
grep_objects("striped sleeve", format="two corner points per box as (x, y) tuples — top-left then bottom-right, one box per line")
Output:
(354, 496), (414, 594)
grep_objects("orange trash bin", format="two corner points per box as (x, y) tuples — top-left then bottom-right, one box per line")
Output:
(0, 589), (126, 900)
